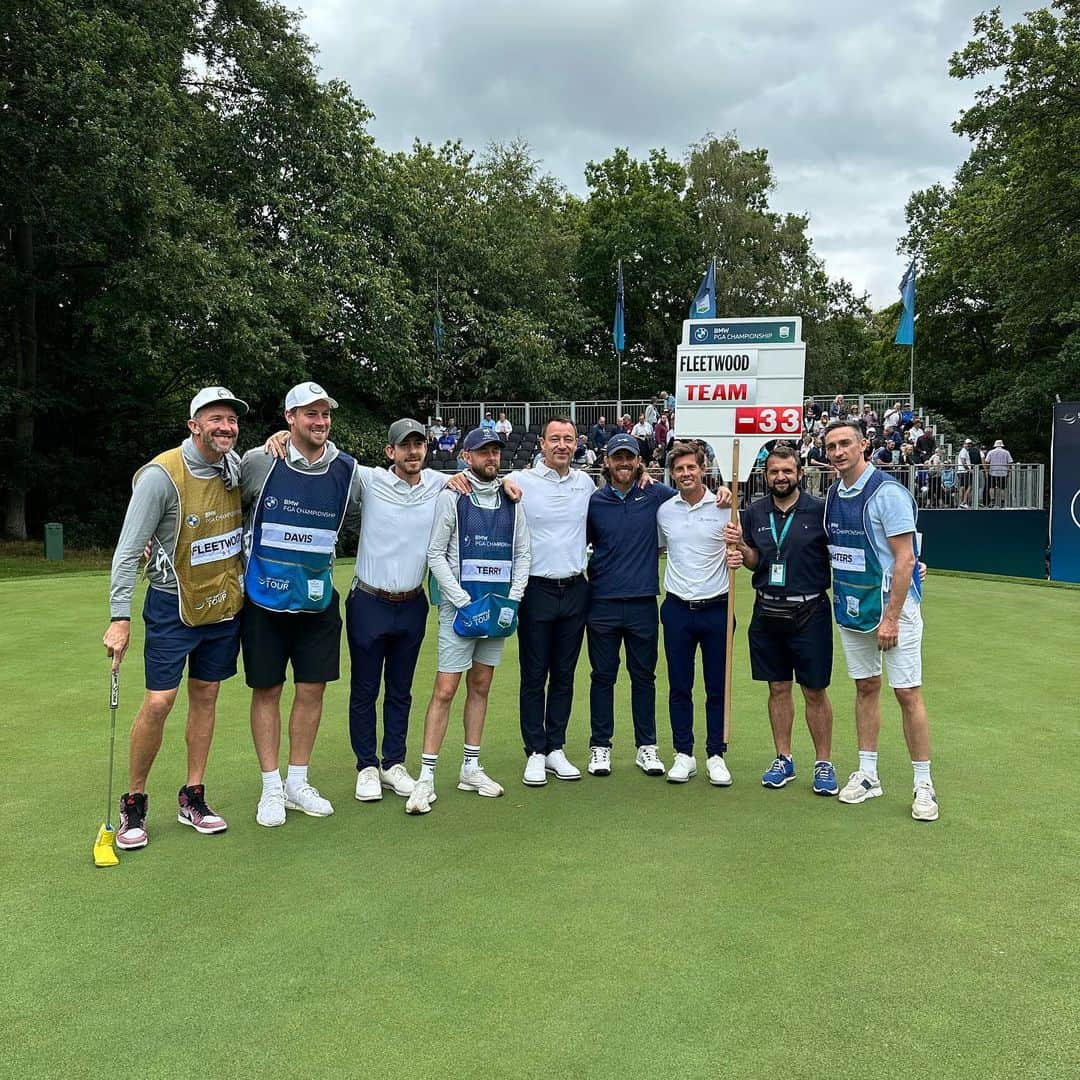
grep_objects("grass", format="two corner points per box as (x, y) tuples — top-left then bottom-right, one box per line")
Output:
(2, 567), (1077, 1078)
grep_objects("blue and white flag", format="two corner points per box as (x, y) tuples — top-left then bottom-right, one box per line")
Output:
(690, 258), (716, 320)
(895, 258), (916, 346)
(433, 307), (445, 354)
(613, 259), (625, 353)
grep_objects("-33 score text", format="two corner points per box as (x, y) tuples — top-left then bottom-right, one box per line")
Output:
(734, 406), (802, 435)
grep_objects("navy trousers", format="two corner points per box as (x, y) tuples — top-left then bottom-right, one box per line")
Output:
(660, 594), (731, 758)
(518, 575), (588, 755)
(587, 597), (658, 748)
(346, 587), (428, 771)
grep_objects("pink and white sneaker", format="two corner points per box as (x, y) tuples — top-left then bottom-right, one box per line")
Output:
(177, 784), (228, 834)
(117, 792), (149, 850)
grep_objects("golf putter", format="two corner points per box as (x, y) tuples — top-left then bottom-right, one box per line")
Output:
(93, 668), (120, 867)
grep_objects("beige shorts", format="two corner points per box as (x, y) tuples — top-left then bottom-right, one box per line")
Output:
(837, 596), (923, 688)
(437, 602), (507, 673)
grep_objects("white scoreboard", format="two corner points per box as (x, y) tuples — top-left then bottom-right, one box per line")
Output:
(674, 316), (806, 482)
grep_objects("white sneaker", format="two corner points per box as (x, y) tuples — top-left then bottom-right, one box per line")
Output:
(284, 782), (334, 817)
(354, 766), (382, 802)
(523, 753), (547, 787)
(457, 765), (504, 798)
(405, 778), (436, 815)
(256, 787), (286, 827)
(587, 746), (611, 776)
(635, 744), (666, 776)
(380, 763), (415, 797)
(838, 770), (884, 804)
(544, 749), (581, 780)
(707, 755), (733, 787)
(667, 753), (697, 783)
(911, 782), (939, 821)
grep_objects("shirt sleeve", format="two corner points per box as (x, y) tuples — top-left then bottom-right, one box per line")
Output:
(741, 504), (757, 549)
(509, 505), (532, 601)
(108, 467), (174, 618)
(871, 482), (917, 538)
(342, 463), (364, 534)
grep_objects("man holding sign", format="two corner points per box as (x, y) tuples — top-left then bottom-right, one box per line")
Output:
(823, 420), (939, 822)
(406, 429), (531, 815)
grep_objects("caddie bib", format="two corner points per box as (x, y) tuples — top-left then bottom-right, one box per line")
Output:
(245, 453), (355, 613)
(824, 467), (920, 633)
(138, 447), (244, 627)
(457, 490), (515, 605)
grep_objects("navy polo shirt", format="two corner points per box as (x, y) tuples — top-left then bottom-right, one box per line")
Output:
(741, 490), (830, 596)
(587, 482), (677, 599)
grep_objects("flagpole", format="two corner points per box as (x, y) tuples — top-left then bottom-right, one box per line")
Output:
(909, 341), (914, 411)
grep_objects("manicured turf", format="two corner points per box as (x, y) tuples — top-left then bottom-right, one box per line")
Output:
(3, 566), (1077, 1078)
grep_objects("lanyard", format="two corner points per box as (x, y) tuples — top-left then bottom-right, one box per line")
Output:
(769, 510), (795, 556)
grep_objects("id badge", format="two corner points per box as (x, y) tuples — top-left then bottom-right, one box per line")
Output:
(769, 562), (787, 587)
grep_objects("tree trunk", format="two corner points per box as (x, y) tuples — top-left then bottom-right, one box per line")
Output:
(5, 221), (36, 540)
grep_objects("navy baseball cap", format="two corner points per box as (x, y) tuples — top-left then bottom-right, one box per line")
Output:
(463, 428), (503, 452)
(606, 433), (641, 456)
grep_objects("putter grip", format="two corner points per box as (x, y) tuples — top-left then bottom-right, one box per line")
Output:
(110, 669), (119, 708)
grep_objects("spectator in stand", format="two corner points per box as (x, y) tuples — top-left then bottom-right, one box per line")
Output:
(573, 435), (596, 469)
(438, 425), (458, 454)
(830, 394), (846, 418)
(620, 414), (633, 433)
(631, 413), (653, 460)
(883, 402), (902, 431)
(653, 413), (669, 467)
(862, 403), (879, 431)
(900, 404), (915, 432)
(664, 390), (676, 413)
(847, 403), (865, 434)
(915, 424), (936, 459)
(645, 398), (660, 426)
(906, 416), (924, 443)
(428, 417), (445, 451)
(495, 411), (513, 442)
(479, 412), (497, 433)
(446, 418), (461, 442)
(884, 425), (902, 453)
(799, 432), (815, 466)
(985, 439), (1013, 507)
(873, 440), (894, 469)
(590, 415), (610, 452)
(956, 439), (975, 508)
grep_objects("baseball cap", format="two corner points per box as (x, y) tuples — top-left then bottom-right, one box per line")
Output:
(285, 382), (338, 411)
(190, 386), (249, 418)
(387, 418), (427, 445)
(607, 433), (641, 456)
(462, 428), (503, 452)
(964, 438), (973, 445)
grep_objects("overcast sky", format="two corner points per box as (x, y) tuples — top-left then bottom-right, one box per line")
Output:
(283, 0), (1029, 309)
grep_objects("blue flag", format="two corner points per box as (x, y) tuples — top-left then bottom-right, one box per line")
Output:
(895, 258), (916, 346)
(690, 258), (716, 319)
(433, 307), (445, 354)
(613, 260), (625, 353)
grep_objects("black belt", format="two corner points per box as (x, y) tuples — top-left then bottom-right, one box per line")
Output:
(668, 593), (728, 610)
(757, 592), (822, 603)
(529, 573), (584, 588)
(352, 579), (423, 603)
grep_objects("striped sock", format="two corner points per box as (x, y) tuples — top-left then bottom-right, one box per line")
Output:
(419, 754), (438, 783)
(463, 743), (480, 771)
(858, 750), (879, 779)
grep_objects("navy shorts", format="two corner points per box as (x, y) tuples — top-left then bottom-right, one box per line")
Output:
(241, 592), (342, 689)
(747, 594), (833, 690)
(143, 587), (241, 692)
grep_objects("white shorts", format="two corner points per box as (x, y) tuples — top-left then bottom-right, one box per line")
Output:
(837, 596), (923, 688)
(437, 602), (507, 674)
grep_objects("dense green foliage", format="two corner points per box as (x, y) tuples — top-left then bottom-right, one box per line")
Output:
(2, 2), (1075, 541)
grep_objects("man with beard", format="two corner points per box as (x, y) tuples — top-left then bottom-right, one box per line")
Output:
(584, 434), (731, 778)
(103, 387), (249, 850)
(405, 429), (531, 815)
(723, 444), (838, 795)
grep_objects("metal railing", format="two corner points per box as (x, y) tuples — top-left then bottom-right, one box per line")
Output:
(433, 400), (660, 433)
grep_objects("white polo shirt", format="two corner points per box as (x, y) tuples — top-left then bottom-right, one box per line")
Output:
(352, 466), (447, 591)
(656, 490), (730, 600)
(508, 462), (593, 578)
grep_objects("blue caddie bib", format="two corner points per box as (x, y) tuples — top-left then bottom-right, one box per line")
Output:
(824, 468), (920, 633)
(245, 453), (355, 613)
(452, 491), (517, 638)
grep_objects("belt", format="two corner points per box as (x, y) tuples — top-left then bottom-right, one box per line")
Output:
(669, 593), (728, 610)
(529, 573), (584, 588)
(758, 592), (821, 603)
(352, 579), (423, 603)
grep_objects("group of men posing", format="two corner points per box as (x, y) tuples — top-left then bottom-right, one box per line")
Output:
(103, 382), (939, 852)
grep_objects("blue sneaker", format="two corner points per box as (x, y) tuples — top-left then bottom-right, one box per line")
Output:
(762, 755), (795, 788)
(813, 760), (838, 796)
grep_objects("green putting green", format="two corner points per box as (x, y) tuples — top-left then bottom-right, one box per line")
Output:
(2, 564), (1076, 1078)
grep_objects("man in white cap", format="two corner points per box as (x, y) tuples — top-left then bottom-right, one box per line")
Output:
(102, 386), (249, 851)
(240, 383), (364, 827)
(985, 439), (1013, 508)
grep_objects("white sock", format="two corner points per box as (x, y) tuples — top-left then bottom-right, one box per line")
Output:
(912, 760), (932, 787)
(420, 754), (438, 782)
(463, 743), (480, 771)
(286, 763), (308, 791)
(261, 770), (282, 795)
(858, 750), (879, 779)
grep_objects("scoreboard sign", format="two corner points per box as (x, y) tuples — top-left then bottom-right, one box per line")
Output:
(674, 317), (806, 482)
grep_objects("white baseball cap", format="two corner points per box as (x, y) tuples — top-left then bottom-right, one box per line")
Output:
(190, 386), (249, 418)
(285, 382), (338, 411)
